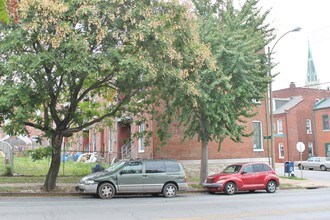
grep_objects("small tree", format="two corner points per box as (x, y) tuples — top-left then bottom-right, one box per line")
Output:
(0, 0), (209, 191)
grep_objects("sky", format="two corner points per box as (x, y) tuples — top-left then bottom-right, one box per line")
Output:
(258, 0), (330, 90)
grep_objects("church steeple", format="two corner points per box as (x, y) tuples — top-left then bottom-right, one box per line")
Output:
(306, 40), (319, 88)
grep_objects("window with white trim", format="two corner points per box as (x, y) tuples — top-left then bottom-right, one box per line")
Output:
(308, 142), (313, 157)
(138, 123), (145, 152)
(306, 119), (312, 134)
(109, 128), (113, 153)
(278, 143), (284, 158)
(326, 143), (330, 157)
(323, 114), (330, 130)
(93, 132), (97, 152)
(252, 121), (263, 151)
(277, 119), (283, 134)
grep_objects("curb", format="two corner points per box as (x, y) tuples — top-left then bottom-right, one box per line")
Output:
(0, 192), (86, 197)
(1, 186), (328, 197)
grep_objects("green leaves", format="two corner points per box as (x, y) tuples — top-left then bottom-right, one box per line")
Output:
(156, 0), (274, 148)
(0, 0), (9, 24)
(0, 0), (211, 140)
(28, 147), (53, 161)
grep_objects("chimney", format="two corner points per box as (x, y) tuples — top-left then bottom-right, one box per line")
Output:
(289, 82), (296, 88)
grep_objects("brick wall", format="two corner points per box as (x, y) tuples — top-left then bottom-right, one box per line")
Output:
(314, 108), (330, 156)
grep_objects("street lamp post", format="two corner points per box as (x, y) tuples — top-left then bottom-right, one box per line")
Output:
(268, 27), (301, 169)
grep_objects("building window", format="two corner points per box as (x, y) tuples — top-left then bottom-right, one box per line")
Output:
(278, 143), (284, 158)
(252, 121), (263, 151)
(277, 119), (283, 134)
(325, 143), (330, 157)
(77, 133), (82, 152)
(138, 123), (145, 152)
(93, 132), (97, 152)
(109, 128), (113, 153)
(308, 142), (313, 157)
(323, 114), (330, 130)
(306, 119), (312, 134)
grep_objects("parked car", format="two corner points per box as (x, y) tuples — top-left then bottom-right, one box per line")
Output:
(76, 159), (189, 199)
(202, 162), (280, 195)
(297, 157), (330, 171)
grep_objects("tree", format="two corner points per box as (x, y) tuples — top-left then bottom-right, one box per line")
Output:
(0, 0), (209, 191)
(158, 0), (274, 183)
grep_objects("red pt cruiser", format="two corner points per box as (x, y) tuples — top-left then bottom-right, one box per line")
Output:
(202, 162), (280, 195)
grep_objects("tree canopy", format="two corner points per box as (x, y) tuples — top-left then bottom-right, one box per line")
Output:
(0, 0), (210, 191)
(157, 0), (274, 182)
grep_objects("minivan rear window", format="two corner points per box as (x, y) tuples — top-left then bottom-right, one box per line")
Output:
(145, 161), (166, 173)
(165, 161), (180, 172)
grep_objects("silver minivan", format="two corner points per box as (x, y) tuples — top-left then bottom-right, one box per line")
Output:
(75, 159), (189, 199)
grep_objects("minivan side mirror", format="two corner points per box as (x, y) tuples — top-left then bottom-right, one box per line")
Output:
(241, 171), (247, 175)
(119, 170), (125, 175)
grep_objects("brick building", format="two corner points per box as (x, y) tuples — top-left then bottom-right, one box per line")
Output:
(71, 97), (270, 166)
(272, 82), (330, 163)
(313, 97), (330, 157)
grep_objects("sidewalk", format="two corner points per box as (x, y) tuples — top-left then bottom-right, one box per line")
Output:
(0, 177), (329, 197)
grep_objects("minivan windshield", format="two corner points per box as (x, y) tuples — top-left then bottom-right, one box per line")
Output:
(105, 161), (126, 172)
(222, 165), (242, 173)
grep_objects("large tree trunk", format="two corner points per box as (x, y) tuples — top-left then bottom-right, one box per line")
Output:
(199, 113), (208, 185)
(44, 134), (63, 191)
(199, 139), (208, 185)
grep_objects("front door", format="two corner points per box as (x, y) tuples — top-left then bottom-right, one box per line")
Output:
(117, 161), (143, 193)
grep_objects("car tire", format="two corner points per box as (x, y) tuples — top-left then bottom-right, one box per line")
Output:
(320, 165), (327, 171)
(97, 182), (115, 199)
(163, 183), (177, 198)
(266, 180), (277, 193)
(224, 182), (236, 195)
(298, 164), (304, 170)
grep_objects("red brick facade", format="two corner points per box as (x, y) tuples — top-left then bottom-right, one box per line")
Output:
(3, 82), (330, 165)
(272, 83), (330, 162)
(152, 102), (269, 160)
(314, 104), (330, 157)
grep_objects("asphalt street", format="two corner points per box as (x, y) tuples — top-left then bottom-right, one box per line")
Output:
(1, 188), (330, 220)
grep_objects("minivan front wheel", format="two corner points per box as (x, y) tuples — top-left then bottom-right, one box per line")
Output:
(98, 183), (115, 199)
(163, 183), (177, 198)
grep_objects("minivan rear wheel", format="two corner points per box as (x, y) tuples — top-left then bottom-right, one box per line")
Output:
(163, 183), (177, 198)
(98, 182), (115, 199)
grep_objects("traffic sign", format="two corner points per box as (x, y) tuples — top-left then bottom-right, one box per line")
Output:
(296, 142), (305, 153)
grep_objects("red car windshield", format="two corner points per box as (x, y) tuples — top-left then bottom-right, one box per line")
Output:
(222, 165), (242, 173)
